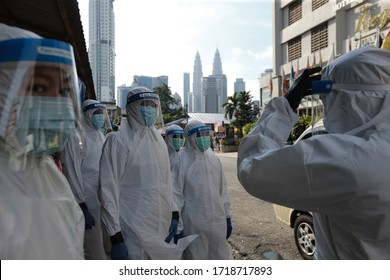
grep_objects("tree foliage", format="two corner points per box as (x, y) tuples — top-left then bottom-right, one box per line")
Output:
(222, 91), (257, 131)
(154, 84), (183, 124)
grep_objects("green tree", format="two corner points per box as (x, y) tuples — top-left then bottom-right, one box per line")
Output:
(223, 91), (240, 120)
(154, 84), (182, 124)
(223, 91), (256, 132)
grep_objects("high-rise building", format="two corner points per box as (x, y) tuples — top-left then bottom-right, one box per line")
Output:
(88, 0), (116, 103)
(234, 78), (246, 94)
(117, 84), (133, 115)
(202, 48), (227, 113)
(183, 72), (190, 109)
(192, 51), (203, 113)
(133, 75), (168, 90)
(202, 76), (220, 113)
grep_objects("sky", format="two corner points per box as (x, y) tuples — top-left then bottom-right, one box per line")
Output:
(77, 0), (273, 101)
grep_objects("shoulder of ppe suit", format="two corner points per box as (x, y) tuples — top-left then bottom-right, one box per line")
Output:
(102, 130), (128, 154)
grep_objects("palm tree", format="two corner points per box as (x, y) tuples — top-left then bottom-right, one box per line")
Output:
(223, 91), (240, 120)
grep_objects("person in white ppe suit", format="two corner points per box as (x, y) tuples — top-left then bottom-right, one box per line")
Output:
(237, 45), (390, 259)
(164, 124), (185, 169)
(0, 23), (84, 259)
(99, 86), (182, 260)
(171, 120), (233, 259)
(62, 99), (110, 259)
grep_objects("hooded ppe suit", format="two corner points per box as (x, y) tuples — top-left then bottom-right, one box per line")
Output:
(62, 99), (108, 259)
(99, 87), (188, 259)
(164, 124), (184, 169)
(237, 45), (390, 259)
(171, 120), (232, 260)
(0, 23), (84, 259)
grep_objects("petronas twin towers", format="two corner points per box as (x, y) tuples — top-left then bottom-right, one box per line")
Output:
(190, 48), (227, 113)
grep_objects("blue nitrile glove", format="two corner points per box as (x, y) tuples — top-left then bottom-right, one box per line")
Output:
(226, 217), (232, 239)
(165, 211), (179, 243)
(284, 67), (322, 111)
(173, 230), (184, 245)
(79, 202), (95, 230)
(110, 231), (128, 260)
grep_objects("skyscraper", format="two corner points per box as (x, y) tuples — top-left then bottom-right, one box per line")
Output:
(202, 48), (227, 113)
(88, 0), (115, 103)
(192, 51), (203, 113)
(234, 78), (246, 93)
(183, 72), (190, 109)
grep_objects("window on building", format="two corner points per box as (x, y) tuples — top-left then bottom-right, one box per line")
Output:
(312, 0), (329, 11)
(288, 36), (302, 62)
(311, 22), (328, 52)
(288, 0), (302, 25)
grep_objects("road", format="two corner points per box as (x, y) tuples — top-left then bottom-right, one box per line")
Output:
(216, 151), (303, 260)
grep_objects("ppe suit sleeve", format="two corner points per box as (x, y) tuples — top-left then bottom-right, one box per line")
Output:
(62, 130), (85, 204)
(171, 157), (185, 232)
(237, 97), (316, 209)
(220, 160), (231, 218)
(99, 134), (128, 237)
(238, 97), (367, 213)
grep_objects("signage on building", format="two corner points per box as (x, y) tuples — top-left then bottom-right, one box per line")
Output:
(333, 0), (357, 12)
(356, 4), (390, 32)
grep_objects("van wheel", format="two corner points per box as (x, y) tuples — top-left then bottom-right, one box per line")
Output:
(294, 214), (315, 260)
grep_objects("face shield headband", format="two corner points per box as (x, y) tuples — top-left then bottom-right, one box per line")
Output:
(167, 129), (184, 136)
(83, 103), (106, 112)
(127, 92), (159, 104)
(187, 125), (210, 137)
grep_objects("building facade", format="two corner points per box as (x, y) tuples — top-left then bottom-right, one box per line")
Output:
(133, 75), (169, 89)
(260, 0), (390, 113)
(234, 78), (246, 94)
(183, 72), (190, 109)
(88, 0), (116, 103)
(192, 51), (203, 113)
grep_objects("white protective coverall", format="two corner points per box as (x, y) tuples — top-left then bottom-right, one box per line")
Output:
(63, 99), (107, 259)
(171, 120), (232, 259)
(99, 87), (195, 259)
(237, 45), (390, 259)
(164, 124), (184, 169)
(0, 23), (84, 259)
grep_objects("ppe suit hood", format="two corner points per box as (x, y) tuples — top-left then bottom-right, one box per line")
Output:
(165, 124), (184, 166)
(125, 87), (160, 130)
(184, 120), (207, 152)
(82, 99), (103, 129)
(0, 23), (41, 139)
(321, 45), (390, 135)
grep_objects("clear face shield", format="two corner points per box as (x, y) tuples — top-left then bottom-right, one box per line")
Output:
(166, 128), (184, 152)
(127, 90), (164, 129)
(83, 102), (112, 134)
(187, 125), (211, 152)
(0, 38), (81, 159)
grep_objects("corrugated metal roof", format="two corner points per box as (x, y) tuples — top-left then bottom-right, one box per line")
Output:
(188, 113), (232, 125)
(164, 113), (233, 128)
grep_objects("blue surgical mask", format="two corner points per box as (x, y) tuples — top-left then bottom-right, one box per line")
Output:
(195, 136), (210, 152)
(91, 114), (105, 130)
(15, 96), (75, 157)
(140, 106), (157, 127)
(172, 138), (184, 151)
